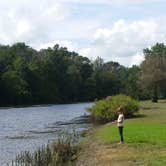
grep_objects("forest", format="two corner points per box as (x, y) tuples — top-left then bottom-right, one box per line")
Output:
(0, 42), (166, 106)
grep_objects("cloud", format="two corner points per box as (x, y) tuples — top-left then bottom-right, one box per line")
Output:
(60, 0), (110, 4)
(130, 53), (145, 66)
(61, 0), (163, 5)
(0, 0), (101, 49)
(37, 40), (76, 51)
(16, 20), (32, 36)
(79, 19), (166, 66)
(0, 0), (68, 45)
(110, 0), (164, 4)
(0, 0), (166, 67)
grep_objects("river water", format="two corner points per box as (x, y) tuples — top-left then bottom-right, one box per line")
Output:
(0, 103), (92, 165)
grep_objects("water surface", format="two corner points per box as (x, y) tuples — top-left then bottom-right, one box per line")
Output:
(0, 103), (92, 165)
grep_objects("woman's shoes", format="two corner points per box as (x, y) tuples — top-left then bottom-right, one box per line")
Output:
(118, 141), (123, 144)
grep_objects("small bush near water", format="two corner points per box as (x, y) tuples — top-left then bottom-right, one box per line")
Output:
(88, 94), (139, 123)
(10, 131), (80, 166)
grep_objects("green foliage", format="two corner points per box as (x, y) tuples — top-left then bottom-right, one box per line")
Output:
(0, 43), (97, 105)
(0, 42), (166, 106)
(141, 43), (166, 102)
(88, 94), (139, 122)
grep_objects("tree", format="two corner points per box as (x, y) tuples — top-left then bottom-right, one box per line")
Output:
(122, 66), (141, 99)
(140, 43), (166, 102)
(1, 70), (31, 105)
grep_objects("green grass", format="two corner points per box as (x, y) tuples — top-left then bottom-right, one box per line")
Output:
(98, 122), (166, 146)
(95, 100), (166, 165)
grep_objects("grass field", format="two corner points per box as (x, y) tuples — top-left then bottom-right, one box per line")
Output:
(76, 100), (166, 166)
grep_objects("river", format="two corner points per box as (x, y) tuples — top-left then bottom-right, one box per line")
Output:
(0, 103), (92, 165)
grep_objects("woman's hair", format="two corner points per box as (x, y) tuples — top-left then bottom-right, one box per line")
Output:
(117, 106), (124, 113)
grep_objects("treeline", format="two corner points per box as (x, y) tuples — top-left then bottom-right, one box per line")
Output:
(0, 43), (166, 106)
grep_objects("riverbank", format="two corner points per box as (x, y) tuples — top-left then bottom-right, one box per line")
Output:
(0, 101), (93, 109)
(76, 100), (166, 166)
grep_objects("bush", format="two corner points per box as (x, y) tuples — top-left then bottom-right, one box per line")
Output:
(88, 94), (139, 123)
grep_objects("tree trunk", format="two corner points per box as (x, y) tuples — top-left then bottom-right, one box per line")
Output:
(152, 84), (158, 102)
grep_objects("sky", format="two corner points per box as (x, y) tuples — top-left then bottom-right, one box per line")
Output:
(0, 0), (166, 66)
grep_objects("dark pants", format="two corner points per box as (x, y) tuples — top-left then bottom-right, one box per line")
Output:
(118, 126), (124, 142)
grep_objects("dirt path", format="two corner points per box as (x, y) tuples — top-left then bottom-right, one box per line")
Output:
(76, 138), (144, 166)
(75, 130), (124, 166)
(75, 129), (149, 166)
(76, 135), (166, 166)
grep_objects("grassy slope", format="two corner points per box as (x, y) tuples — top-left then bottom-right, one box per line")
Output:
(76, 100), (166, 166)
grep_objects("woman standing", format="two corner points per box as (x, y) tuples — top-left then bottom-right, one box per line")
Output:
(117, 107), (124, 144)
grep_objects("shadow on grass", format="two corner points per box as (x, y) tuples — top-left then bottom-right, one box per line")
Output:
(159, 100), (166, 103)
(140, 106), (160, 110)
(128, 114), (147, 119)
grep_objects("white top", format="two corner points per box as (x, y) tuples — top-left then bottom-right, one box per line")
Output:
(117, 114), (124, 127)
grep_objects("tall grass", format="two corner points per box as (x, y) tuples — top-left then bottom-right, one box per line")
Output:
(10, 131), (80, 166)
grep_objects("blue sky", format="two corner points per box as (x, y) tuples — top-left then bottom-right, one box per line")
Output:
(0, 0), (166, 66)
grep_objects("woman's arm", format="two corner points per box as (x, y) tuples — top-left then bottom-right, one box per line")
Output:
(111, 120), (117, 124)
(118, 115), (124, 123)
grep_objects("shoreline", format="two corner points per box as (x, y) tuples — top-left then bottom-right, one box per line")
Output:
(5, 100), (166, 165)
(0, 103), (92, 165)
(0, 101), (93, 109)
(75, 100), (166, 165)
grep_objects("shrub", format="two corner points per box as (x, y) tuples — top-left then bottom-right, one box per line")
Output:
(88, 94), (139, 123)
